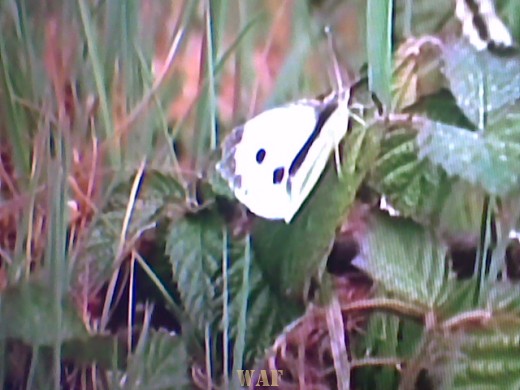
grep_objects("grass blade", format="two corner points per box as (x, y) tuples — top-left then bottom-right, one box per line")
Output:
(78, 0), (119, 168)
(367, 0), (393, 108)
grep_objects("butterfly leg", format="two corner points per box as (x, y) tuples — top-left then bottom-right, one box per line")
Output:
(349, 103), (367, 126)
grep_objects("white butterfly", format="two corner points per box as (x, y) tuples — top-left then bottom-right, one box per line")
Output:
(217, 90), (351, 223)
(455, 0), (513, 51)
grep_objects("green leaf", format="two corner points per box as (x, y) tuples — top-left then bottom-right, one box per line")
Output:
(402, 325), (520, 390)
(125, 331), (191, 390)
(240, 263), (303, 363)
(371, 123), (451, 222)
(1, 283), (87, 346)
(405, 90), (475, 130)
(442, 39), (520, 127)
(75, 170), (184, 284)
(487, 101), (520, 142)
(352, 213), (452, 309)
(107, 169), (186, 210)
(437, 181), (484, 236)
(417, 118), (520, 196)
(141, 170), (187, 202)
(252, 120), (381, 299)
(165, 211), (303, 364)
(166, 213), (223, 327)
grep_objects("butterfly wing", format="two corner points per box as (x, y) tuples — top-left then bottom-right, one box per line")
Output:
(217, 102), (320, 222)
(455, 0), (513, 50)
(285, 92), (351, 220)
(217, 92), (351, 223)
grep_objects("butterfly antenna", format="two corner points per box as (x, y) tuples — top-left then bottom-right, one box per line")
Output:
(324, 26), (346, 177)
(324, 26), (344, 92)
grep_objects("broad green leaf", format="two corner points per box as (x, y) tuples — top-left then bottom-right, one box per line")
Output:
(252, 120), (382, 299)
(125, 331), (191, 390)
(352, 213), (451, 309)
(404, 90), (475, 130)
(75, 170), (184, 284)
(141, 170), (187, 202)
(75, 208), (126, 284)
(106, 169), (186, 210)
(437, 181), (484, 236)
(371, 123), (451, 221)
(240, 262), (303, 363)
(166, 213), (223, 327)
(487, 101), (520, 142)
(401, 325), (520, 390)
(417, 119), (520, 196)
(442, 39), (520, 127)
(1, 283), (87, 345)
(165, 211), (303, 364)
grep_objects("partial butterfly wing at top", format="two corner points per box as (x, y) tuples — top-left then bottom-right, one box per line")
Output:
(455, 0), (514, 51)
(217, 90), (351, 223)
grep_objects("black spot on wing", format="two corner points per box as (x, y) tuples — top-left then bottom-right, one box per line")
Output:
(256, 148), (266, 163)
(288, 100), (338, 176)
(273, 167), (285, 184)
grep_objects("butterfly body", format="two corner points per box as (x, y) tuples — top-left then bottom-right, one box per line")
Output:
(217, 90), (351, 223)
